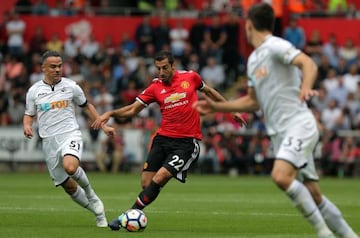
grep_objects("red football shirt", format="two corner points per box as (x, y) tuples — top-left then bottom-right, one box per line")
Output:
(136, 70), (204, 140)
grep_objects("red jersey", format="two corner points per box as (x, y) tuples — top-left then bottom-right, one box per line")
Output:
(136, 70), (204, 140)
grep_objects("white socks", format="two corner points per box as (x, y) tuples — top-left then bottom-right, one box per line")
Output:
(70, 185), (90, 209)
(318, 196), (358, 238)
(71, 167), (94, 197)
(286, 180), (333, 237)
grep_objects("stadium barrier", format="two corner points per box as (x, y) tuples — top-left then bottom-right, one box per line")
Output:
(0, 127), (145, 171)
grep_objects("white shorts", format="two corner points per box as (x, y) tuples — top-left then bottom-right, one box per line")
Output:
(271, 115), (319, 181)
(42, 130), (83, 186)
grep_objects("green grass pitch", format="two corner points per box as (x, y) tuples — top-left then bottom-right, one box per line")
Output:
(0, 172), (359, 238)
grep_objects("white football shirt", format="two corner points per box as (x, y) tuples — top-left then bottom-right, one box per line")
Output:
(247, 35), (313, 135)
(25, 77), (86, 138)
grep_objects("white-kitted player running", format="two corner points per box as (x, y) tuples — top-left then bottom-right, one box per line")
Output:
(193, 3), (358, 238)
(23, 50), (115, 227)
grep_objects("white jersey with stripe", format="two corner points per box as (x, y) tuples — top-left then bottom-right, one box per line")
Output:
(25, 77), (86, 138)
(247, 35), (313, 135)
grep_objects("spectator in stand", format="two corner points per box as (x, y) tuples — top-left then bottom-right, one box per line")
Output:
(322, 33), (339, 68)
(179, 42), (194, 70)
(120, 32), (137, 57)
(327, 0), (348, 16)
(46, 33), (63, 52)
(200, 56), (225, 90)
(93, 85), (114, 115)
(305, 30), (323, 65)
(6, 11), (26, 57)
(316, 54), (335, 89)
(189, 13), (206, 54)
(80, 0), (95, 16)
(153, 15), (170, 52)
(91, 43), (107, 65)
(322, 129), (343, 176)
(343, 63), (360, 94)
(63, 0), (78, 16)
(328, 76), (349, 107)
(29, 63), (44, 85)
(5, 54), (26, 90)
(339, 38), (358, 67)
(334, 107), (352, 130)
(135, 15), (154, 56)
(321, 98), (342, 131)
(282, 17), (306, 50)
(100, 34), (115, 56)
(222, 11), (241, 86)
(186, 53), (200, 72)
(142, 43), (156, 71)
(49, 0), (65, 16)
(110, 55), (125, 93)
(204, 14), (227, 63)
(14, 0), (32, 15)
(121, 80), (140, 106)
(344, 92), (360, 121)
(336, 58), (348, 75)
(29, 25), (47, 55)
(81, 33), (99, 59)
(7, 93), (25, 125)
(86, 63), (104, 97)
(169, 18), (189, 58)
(322, 68), (339, 93)
(32, 0), (49, 15)
(64, 33), (81, 58)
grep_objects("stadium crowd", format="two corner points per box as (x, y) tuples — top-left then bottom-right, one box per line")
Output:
(0, 0), (359, 177)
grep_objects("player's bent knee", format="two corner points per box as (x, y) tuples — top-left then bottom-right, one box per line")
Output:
(271, 173), (292, 191)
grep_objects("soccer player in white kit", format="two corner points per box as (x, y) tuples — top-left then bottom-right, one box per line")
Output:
(193, 3), (358, 238)
(23, 51), (115, 227)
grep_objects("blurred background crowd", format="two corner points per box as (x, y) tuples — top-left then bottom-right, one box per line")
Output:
(0, 0), (359, 177)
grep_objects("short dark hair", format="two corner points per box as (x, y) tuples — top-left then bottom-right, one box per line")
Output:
(154, 51), (175, 65)
(41, 51), (62, 65)
(247, 3), (274, 32)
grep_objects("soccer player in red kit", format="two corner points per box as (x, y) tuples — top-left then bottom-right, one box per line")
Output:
(92, 50), (245, 230)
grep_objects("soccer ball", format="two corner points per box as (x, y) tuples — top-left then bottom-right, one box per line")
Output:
(120, 209), (148, 232)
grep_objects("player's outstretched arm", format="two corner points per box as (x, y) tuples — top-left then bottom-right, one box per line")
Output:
(82, 102), (115, 136)
(91, 101), (145, 129)
(193, 87), (260, 114)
